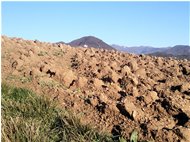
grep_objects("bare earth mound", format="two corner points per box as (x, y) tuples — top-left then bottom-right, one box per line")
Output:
(2, 36), (190, 142)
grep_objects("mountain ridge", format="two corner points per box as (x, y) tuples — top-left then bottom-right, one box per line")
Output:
(112, 44), (190, 59)
(67, 36), (116, 50)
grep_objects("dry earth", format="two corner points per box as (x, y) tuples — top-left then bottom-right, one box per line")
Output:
(1, 36), (190, 142)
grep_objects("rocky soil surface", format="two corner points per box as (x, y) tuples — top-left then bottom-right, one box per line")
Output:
(2, 36), (190, 142)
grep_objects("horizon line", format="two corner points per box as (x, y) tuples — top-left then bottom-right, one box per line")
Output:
(1, 34), (190, 48)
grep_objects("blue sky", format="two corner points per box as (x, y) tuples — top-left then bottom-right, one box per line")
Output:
(2, 2), (190, 47)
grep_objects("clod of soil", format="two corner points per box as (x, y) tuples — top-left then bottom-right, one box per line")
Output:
(2, 35), (190, 142)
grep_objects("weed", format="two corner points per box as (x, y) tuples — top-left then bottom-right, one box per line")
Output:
(39, 79), (62, 89)
(119, 137), (127, 142)
(53, 49), (65, 57)
(20, 76), (33, 83)
(37, 51), (48, 56)
(73, 88), (82, 94)
(6, 75), (18, 80)
(6, 75), (32, 84)
(130, 130), (138, 142)
(2, 83), (113, 142)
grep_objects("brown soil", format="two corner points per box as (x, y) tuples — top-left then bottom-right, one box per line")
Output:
(2, 36), (190, 142)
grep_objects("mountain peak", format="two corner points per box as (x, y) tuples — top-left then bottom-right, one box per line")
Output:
(68, 36), (115, 50)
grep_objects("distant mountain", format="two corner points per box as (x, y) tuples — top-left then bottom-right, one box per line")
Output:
(56, 41), (65, 44)
(68, 36), (116, 50)
(164, 45), (190, 56)
(150, 45), (190, 60)
(56, 38), (190, 59)
(111, 44), (168, 54)
(112, 44), (190, 60)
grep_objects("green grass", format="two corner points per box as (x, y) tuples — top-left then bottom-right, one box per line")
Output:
(37, 51), (48, 56)
(1, 83), (114, 142)
(130, 130), (138, 142)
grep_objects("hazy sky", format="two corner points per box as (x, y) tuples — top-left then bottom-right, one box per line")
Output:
(2, 2), (190, 47)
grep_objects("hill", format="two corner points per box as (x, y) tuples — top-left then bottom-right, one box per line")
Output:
(68, 36), (116, 50)
(150, 45), (190, 60)
(2, 36), (190, 142)
(111, 44), (167, 54)
(112, 44), (190, 60)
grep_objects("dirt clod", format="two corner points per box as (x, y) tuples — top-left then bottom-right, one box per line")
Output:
(2, 36), (190, 142)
